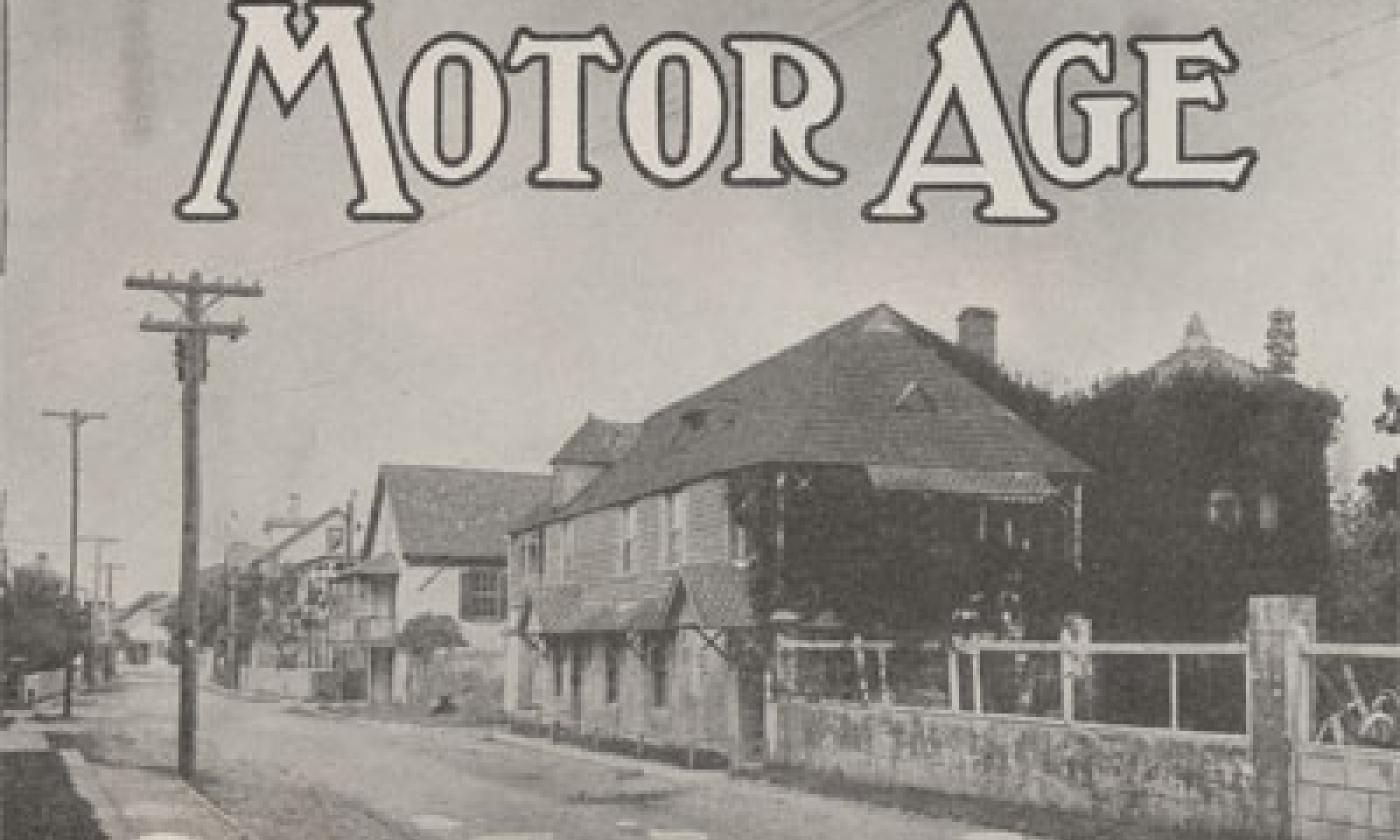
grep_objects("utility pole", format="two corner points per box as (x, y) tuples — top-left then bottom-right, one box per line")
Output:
(41, 409), (106, 718)
(225, 540), (237, 689)
(0, 490), (8, 705)
(80, 537), (119, 685)
(125, 270), (262, 781)
(102, 561), (125, 679)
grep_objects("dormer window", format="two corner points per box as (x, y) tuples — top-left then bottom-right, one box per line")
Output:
(895, 381), (938, 412)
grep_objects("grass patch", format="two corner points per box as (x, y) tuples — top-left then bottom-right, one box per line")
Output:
(0, 752), (108, 840)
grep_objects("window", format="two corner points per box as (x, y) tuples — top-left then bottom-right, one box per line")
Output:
(552, 646), (564, 697)
(459, 567), (507, 621)
(1207, 488), (1243, 530)
(604, 642), (621, 704)
(728, 508), (754, 567)
(561, 521), (575, 576)
(650, 635), (672, 707)
(1259, 492), (1281, 532)
(526, 533), (545, 578)
(620, 505), (638, 574)
(663, 491), (687, 566)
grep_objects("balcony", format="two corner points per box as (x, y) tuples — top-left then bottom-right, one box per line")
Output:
(328, 615), (396, 644)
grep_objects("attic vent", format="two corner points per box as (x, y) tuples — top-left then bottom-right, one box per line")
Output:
(680, 408), (709, 432)
(861, 307), (907, 335)
(895, 381), (937, 412)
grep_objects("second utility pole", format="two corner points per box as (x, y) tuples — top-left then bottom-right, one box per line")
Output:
(125, 270), (262, 781)
(40, 409), (106, 718)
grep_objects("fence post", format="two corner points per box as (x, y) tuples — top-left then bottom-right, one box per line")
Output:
(971, 645), (984, 714)
(853, 634), (869, 704)
(1247, 595), (1315, 840)
(947, 646), (961, 711)
(1059, 626), (1075, 724)
(1063, 613), (1093, 721)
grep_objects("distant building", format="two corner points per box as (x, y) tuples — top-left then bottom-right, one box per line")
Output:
(113, 592), (174, 666)
(330, 465), (551, 704)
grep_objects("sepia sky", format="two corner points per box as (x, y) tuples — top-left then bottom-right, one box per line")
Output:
(2, 0), (1397, 603)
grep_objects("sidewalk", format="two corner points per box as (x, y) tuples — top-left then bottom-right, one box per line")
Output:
(5, 703), (252, 840)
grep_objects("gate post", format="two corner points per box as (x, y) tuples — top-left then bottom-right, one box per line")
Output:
(1247, 595), (1315, 839)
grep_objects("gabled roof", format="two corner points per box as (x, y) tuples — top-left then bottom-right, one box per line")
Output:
(531, 304), (1087, 524)
(367, 465), (551, 561)
(223, 541), (268, 571)
(114, 591), (174, 624)
(550, 415), (641, 466)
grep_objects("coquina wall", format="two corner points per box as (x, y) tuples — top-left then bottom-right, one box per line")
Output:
(771, 701), (1279, 838)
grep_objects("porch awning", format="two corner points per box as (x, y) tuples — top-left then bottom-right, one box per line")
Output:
(530, 585), (583, 634)
(866, 466), (1060, 503)
(331, 552), (400, 580)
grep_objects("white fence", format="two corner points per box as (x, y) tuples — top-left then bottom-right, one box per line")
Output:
(1300, 641), (1400, 746)
(776, 633), (1249, 735)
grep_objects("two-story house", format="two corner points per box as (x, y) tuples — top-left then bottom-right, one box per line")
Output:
(331, 465), (551, 704)
(505, 304), (1090, 765)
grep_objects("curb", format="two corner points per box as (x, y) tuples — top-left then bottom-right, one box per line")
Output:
(487, 730), (732, 786)
(187, 781), (259, 840)
(57, 734), (256, 840)
(59, 748), (136, 840)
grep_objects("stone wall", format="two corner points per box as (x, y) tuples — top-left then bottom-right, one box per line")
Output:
(21, 669), (65, 703)
(772, 701), (1278, 837)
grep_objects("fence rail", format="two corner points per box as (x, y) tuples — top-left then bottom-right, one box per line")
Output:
(776, 634), (1248, 734)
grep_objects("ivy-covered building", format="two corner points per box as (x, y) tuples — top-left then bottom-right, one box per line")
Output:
(1065, 314), (1340, 641)
(504, 304), (1090, 764)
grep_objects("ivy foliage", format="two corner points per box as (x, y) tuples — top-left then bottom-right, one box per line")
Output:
(729, 361), (1340, 642)
(1052, 372), (1339, 639)
(3, 566), (87, 672)
(728, 465), (1072, 640)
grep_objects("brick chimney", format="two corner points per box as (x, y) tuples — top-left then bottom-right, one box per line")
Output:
(957, 307), (997, 364)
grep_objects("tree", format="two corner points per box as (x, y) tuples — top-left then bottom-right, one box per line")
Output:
(397, 613), (466, 707)
(397, 613), (464, 657)
(3, 566), (87, 672)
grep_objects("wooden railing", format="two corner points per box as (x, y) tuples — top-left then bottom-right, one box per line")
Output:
(328, 615), (396, 643)
(776, 634), (1248, 734)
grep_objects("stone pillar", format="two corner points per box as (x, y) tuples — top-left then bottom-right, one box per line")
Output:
(1062, 613), (1093, 721)
(1247, 595), (1315, 835)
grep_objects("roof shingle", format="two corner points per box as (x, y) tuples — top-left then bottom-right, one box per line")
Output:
(538, 305), (1088, 524)
(376, 465), (551, 560)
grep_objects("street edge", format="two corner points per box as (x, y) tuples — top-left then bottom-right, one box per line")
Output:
(186, 778), (260, 840)
(58, 747), (135, 840)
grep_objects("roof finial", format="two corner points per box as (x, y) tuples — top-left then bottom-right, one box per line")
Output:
(1183, 313), (1210, 350)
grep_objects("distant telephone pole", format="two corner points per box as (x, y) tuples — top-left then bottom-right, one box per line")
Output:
(40, 409), (107, 718)
(80, 536), (119, 685)
(125, 270), (262, 781)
